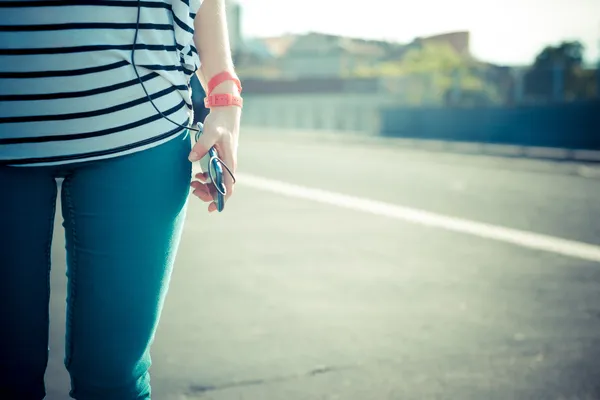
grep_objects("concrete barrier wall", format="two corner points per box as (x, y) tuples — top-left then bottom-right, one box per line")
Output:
(379, 100), (600, 151)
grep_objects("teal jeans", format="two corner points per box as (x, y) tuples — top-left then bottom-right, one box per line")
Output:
(0, 131), (192, 399)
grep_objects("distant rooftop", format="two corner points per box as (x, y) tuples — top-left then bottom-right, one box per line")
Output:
(241, 30), (471, 60)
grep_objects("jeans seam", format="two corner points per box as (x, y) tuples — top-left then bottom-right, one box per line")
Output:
(62, 177), (78, 372)
(45, 182), (58, 369)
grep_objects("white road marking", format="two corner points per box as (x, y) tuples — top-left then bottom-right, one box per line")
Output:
(237, 173), (600, 264)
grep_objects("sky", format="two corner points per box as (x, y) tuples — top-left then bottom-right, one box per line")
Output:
(235, 0), (600, 66)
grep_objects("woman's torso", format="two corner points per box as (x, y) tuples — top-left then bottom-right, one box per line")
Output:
(0, 0), (201, 166)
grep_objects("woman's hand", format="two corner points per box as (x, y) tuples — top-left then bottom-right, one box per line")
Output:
(189, 106), (241, 212)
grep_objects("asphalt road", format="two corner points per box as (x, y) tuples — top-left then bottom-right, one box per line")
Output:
(45, 131), (600, 399)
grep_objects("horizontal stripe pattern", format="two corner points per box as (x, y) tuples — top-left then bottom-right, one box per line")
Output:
(0, 0), (202, 166)
(0, 22), (175, 32)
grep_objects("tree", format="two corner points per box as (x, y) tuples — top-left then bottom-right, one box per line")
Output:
(351, 41), (501, 106)
(523, 41), (595, 102)
(534, 41), (584, 69)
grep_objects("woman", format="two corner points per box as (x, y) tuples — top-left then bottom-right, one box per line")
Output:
(0, 0), (241, 398)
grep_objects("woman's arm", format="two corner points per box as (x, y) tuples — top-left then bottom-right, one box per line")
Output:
(189, 0), (241, 213)
(193, 0), (239, 96)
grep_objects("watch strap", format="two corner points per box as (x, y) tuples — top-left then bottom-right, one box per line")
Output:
(204, 93), (243, 108)
(207, 71), (242, 96)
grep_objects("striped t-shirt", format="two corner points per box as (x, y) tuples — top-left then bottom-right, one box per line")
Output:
(0, 0), (202, 166)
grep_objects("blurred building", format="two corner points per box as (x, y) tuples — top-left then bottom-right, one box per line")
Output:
(277, 33), (388, 78)
(233, 30), (483, 133)
(236, 31), (471, 79)
(413, 31), (471, 57)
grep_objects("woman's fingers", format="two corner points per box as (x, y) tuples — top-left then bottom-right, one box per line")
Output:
(195, 172), (209, 182)
(207, 202), (218, 213)
(190, 180), (215, 203)
(191, 180), (221, 212)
